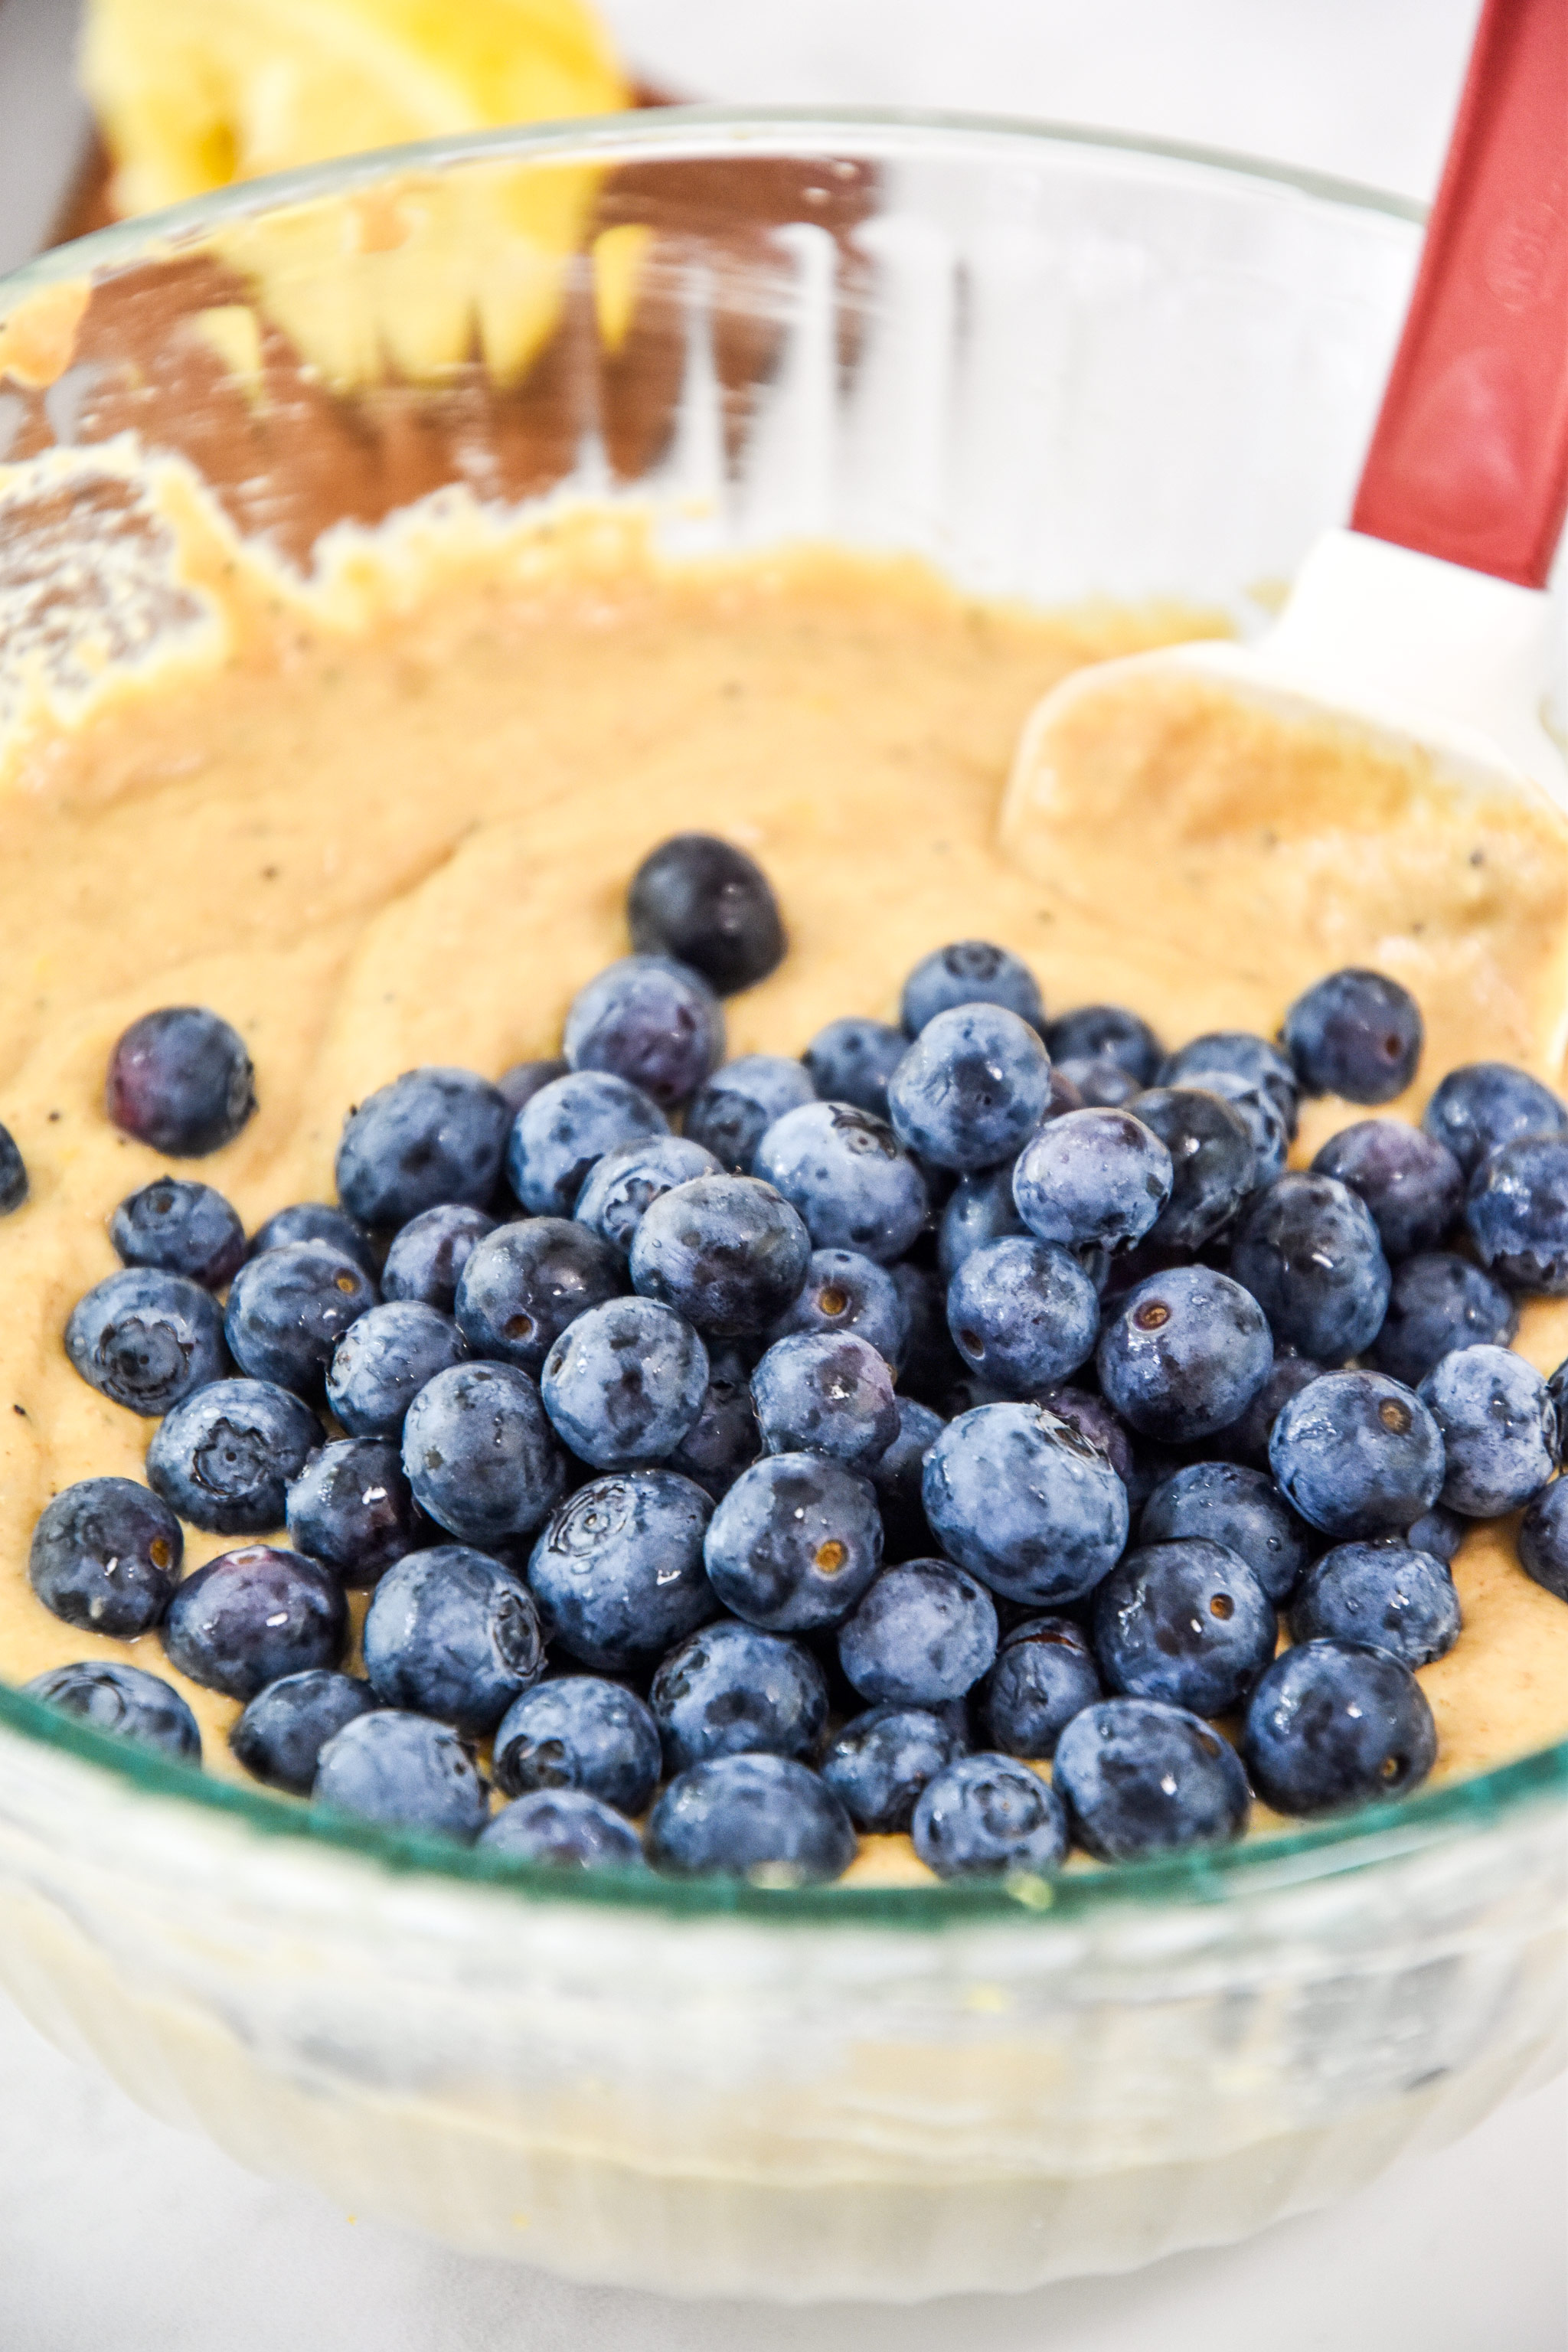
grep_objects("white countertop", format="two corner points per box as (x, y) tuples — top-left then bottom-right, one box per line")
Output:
(1, 2), (1564, 2344)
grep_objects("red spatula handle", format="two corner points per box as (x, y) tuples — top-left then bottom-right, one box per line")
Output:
(1351, 0), (1568, 589)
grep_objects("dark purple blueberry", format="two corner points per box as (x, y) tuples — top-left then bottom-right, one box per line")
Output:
(230, 1670), (377, 1794)
(1311, 1120), (1463, 1261)
(651, 1619), (827, 1772)
(946, 1235), (1101, 1395)
(495, 1058), (570, 1116)
(109, 1179), (244, 1289)
(1269, 1370), (1446, 1538)
(751, 1329), (899, 1469)
(492, 1674), (662, 1812)
(65, 1267), (228, 1416)
(704, 1450), (882, 1632)
(1242, 1638), (1436, 1813)
(1282, 969), (1423, 1102)
(938, 1161), (1027, 1282)
(325, 1301), (466, 1439)
(146, 1377), (322, 1536)
(28, 1477), (182, 1638)
(911, 1753), (1067, 1880)
(0, 1124), (26, 1214)
(1130, 1087), (1256, 1251)
(286, 1436), (424, 1586)
(630, 1173), (812, 1335)
(526, 1468), (716, 1671)
(755, 1101), (929, 1264)
(1465, 1134), (1568, 1293)
(247, 1203), (380, 1276)
(381, 1204), (495, 1312)
(336, 1067), (511, 1230)
(684, 1056), (815, 1173)
(363, 1543), (545, 1734)
(838, 1557), (999, 1707)
(162, 1543), (346, 1700)
(541, 1295), (708, 1468)
(454, 1217), (622, 1376)
(1138, 1459), (1313, 1602)
(1093, 1538), (1276, 1717)
(982, 1614), (1102, 1759)
(802, 1017), (907, 1119)
(1054, 1698), (1250, 1859)
(1207, 1351), (1329, 1472)
(479, 1788), (645, 1870)
(767, 1246), (907, 1370)
(106, 1007), (255, 1157)
(646, 1753), (855, 1883)
(1423, 1062), (1568, 1177)
(1042, 1388), (1134, 1486)
(507, 1069), (668, 1217)
(573, 1135), (720, 1253)
(887, 1003), (1051, 1174)
(1011, 1108), (1173, 1253)
(564, 956), (724, 1110)
(313, 1710), (488, 1841)
(1518, 1478), (1568, 1602)
(667, 1342), (761, 1499)
(224, 1240), (377, 1402)
(22, 1660), (200, 1762)
(1056, 1055), (1142, 1108)
(626, 833), (786, 996)
(1367, 1250), (1517, 1390)
(1418, 1344), (1556, 1516)
(923, 1401), (1129, 1607)
(1096, 1266), (1272, 1444)
(819, 1704), (968, 1833)
(1047, 1004), (1163, 1086)
(900, 940), (1044, 1035)
(1289, 1542), (1459, 1668)
(1157, 1031), (1298, 1136)
(1191, 1068), (1290, 1186)
(869, 1396), (944, 1557)
(401, 1361), (565, 1547)
(1230, 1172), (1391, 1362)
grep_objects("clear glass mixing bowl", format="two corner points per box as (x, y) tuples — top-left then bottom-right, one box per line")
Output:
(0, 109), (1563, 2304)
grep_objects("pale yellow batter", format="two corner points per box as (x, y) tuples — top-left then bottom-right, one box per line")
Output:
(0, 512), (1564, 1873)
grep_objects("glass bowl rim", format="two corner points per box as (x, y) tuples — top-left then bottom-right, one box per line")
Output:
(5, 103), (1561, 1932)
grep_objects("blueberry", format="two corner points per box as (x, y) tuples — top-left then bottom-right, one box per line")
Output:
(704, 1450), (882, 1631)
(573, 1135), (721, 1253)
(224, 1241), (377, 1402)
(1417, 1343), (1556, 1516)
(313, 1710), (488, 1841)
(1269, 1370), (1446, 1537)
(869, 1396), (944, 1557)
(147, 1377), (322, 1535)
(1551, 1357), (1568, 1464)
(981, 1614), (1102, 1758)
(1465, 1134), (1568, 1293)
(162, 1543), (346, 1700)
(1243, 1638), (1436, 1813)
(1186, 1069), (1290, 1187)
(230, 1670), (377, 1794)
(887, 1003), (1051, 1174)
(910, 1751), (1067, 1878)
(324, 1301), (466, 1439)
(495, 1058), (570, 1116)
(1230, 1173), (1391, 1362)
(28, 1478), (182, 1638)
(1206, 1352), (1329, 1472)
(755, 1102), (929, 1263)
(1405, 1502), (1466, 1564)
(1138, 1460), (1313, 1601)
(1158, 1032), (1299, 1136)
(838, 1557), (999, 1705)
(1282, 969), (1423, 1102)
(1423, 1062), (1568, 1177)
(106, 1007), (256, 1156)
(564, 955), (724, 1111)
(1312, 1120), (1463, 1261)
(767, 1246), (908, 1369)
(938, 1161), (1027, 1282)
(401, 1361), (565, 1546)
(889, 1259), (967, 1406)
(22, 1660), (201, 1762)
(946, 1236), (1100, 1396)
(1097, 1266), (1272, 1444)
(247, 1202), (380, 1276)
(527, 1469), (716, 1670)
(541, 1295), (708, 1468)
(508, 1070), (669, 1218)
(65, 1268), (228, 1416)
(924, 1401), (1129, 1606)
(1290, 1542), (1459, 1668)
(336, 1067), (511, 1229)
(1056, 1055), (1142, 1109)
(479, 1788), (645, 1870)
(1093, 1538), (1276, 1716)
(818, 1704), (967, 1833)
(1367, 1252), (1517, 1390)
(0, 1123), (26, 1213)
(1518, 1478), (1568, 1602)
(363, 1544), (544, 1733)
(646, 1753), (855, 1883)
(381, 1204), (495, 1312)
(1130, 1087), (1256, 1251)
(1054, 1698), (1251, 1859)
(668, 1344), (762, 1499)
(750, 1330), (898, 1468)
(630, 1173), (812, 1334)
(626, 833), (786, 996)
(1011, 1108), (1173, 1255)
(110, 1179), (244, 1289)
(454, 1217), (622, 1375)
(285, 1436), (424, 1585)
(900, 940), (1044, 1035)
(492, 1674), (662, 1811)
(1046, 1004), (1162, 1086)
(685, 1056), (815, 1173)
(650, 1619), (827, 1772)
(802, 1017), (907, 1118)
(1042, 1387), (1134, 1487)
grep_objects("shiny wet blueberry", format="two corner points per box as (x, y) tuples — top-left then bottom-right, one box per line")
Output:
(1042, 1387), (1134, 1487)
(1269, 1370), (1446, 1538)
(1046, 1004), (1163, 1087)
(818, 1704), (969, 1834)
(224, 1240), (377, 1403)
(564, 955), (724, 1111)
(1366, 1250), (1518, 1390)
(1093, 1538), (1276, 1717)
(110, 1179), (245, 1289)
(1186, 1067), (1290, 1187)
(492, 1674), (662, 1813)
(541, 1295), (709, 1468)
(325, 1301), (466, 1439)
(230, 1669), (378, 1795)
(1423, 1061), (1568, 1177)
(479, 1788), (646, 1870)
(802, 1016), (908, 1119)
(247, 1202), (380, 1276)
(923, 1401), (1129, 1607)
(668, 1342), (763, 1500)
(65, 1266), (228, 1417)
(363, 1543), (545, 1735)
(838, 1557), (999, 1707)
(400, 1360), (565, 1548)
(981, 1614), (1102, 1759)
(1241, 1638), (1437, 1815)
(1011, 1107), (1173, 1254)
(887, 1002), (1051, 1174)
(1465, 1133), (1568, 1294)
(106, 1006), (256, 1157)
(869, 1396), (945, 1557)
(626, 833), (786, 996)
(380, 1203), (495, 1313)
(1230, 1172), (1391, 1363)
(1289, 1541), (1460, 1668)
(1138, 1459), (1313, 1602)
(750, 1329), (899, 1469)
(335, 1066), (511, 1229)
(22, 1660), (201, 1762)
(651, 1618), (828, 1773)
(28, 1476), (183, 1638)
(573, 1134), (722, 1254)
(285, 1435), (425, 1586)
(937, 1161), (1027, 1282)
(1417, 1343), (1557, 1517)
(454, 1217), (622, 1376)
(1096, 1266), (1272, 1444)
(1282, 968), (1423, 1103)
(506, 1069), (669, 1217)
(1518, 1478), (1568, 1604)
(1311, 1119), (1463, 1262)
(754, 1101), (929, 1265)
(147, 1376), (322, 1536)
(684, 1055), (815, 1173)
(1053, 1697), (1250, 1860)
(313, 1709), (488, 1841)
(630, 1173), (812, 1336)
(703, 1450), (882, 1632)
(1130, 1086), (1256, 1252)
(526, 1468), (716, 1671)
(911, 1753), (1067, 1881)
(162, 1542), (346, 1700)
(646, 1752), (856, 1883)
(900, 939), (1044, 1036)
(1206, 1351), (1329, 1473)
(768, 1246), (908, 1370)
(946, 1235), (1101, 1395)
(1157, 1031), (1298, 1136)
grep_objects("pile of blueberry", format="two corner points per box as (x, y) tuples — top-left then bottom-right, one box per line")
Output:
(20, 833), (1568, 1888)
